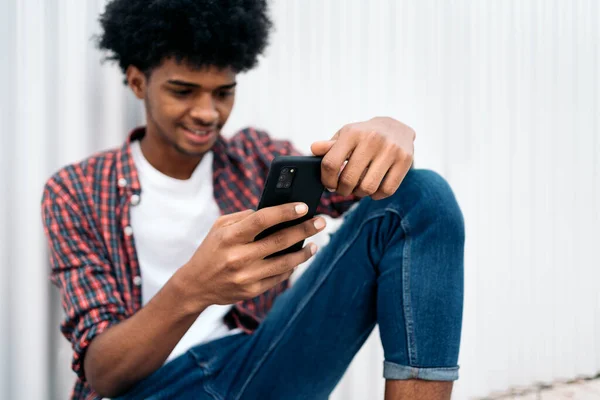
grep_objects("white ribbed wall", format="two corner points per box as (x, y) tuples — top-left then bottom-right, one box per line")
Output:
(0, 1), (598, 399)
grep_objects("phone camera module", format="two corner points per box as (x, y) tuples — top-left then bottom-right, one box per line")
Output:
(277, 166), (295, 190)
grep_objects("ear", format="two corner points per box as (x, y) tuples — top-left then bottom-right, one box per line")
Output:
(125, 65), (147, 100)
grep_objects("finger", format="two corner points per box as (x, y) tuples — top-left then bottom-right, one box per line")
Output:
(336, 139), (377, 196)
(371, 161), (410, 200)
(310, 140), (336, 156)
(256, 242), (317, 279)
(324, 161), (349, 193)
(320, 137), (358, 191)
(254, 269), (294, 295)
(310, 128), (342, 156)
(250, 216), (326, 259)
(216, 210), (255, 227)
(353, 150), (396, 198)
(230, 202), (310, 242)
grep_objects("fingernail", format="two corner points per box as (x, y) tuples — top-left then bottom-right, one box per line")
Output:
(327, 187), (336, 192)
(310, 243), (317, 255)
(295, 203), (308, 214)
(314, 218), (325, 230)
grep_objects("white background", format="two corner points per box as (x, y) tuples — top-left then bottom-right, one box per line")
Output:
(0, 0), (598, 399)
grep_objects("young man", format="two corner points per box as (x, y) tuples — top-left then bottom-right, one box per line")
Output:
(41, 1), (464, 399)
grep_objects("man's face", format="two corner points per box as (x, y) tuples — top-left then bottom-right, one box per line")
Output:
(128, 58), (237, 157)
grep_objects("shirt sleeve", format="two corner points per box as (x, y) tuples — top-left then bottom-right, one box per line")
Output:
(252, 128), (360, 218)
(41, 175), (129, 381)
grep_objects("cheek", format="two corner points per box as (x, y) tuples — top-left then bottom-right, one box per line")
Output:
(159, 98), (189, 121)
(218, 98), (235, 122)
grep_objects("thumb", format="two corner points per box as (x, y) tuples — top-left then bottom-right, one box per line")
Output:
(310, 140), (336, 156)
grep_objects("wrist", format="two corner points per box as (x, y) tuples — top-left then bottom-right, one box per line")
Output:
(169, 265), (212, 316)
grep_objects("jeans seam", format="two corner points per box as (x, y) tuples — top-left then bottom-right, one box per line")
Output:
(382, 200), (418, 366)
(233, 209), (389, 400)
(203, 380), (224, 400)
(399, 212), (418, 365)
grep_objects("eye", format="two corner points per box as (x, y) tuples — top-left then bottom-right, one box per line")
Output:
(171, 88), (192, 97)
(216, 90), (234, 99)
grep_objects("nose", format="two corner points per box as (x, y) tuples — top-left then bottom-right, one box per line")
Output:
(189, 93), (218, 126)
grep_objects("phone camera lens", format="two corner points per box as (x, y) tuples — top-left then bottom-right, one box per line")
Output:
(278, 174), (285, 182)
(276, 182), (284, 189)
(281, 168), (289, 174)
(283, 182), (291, 188)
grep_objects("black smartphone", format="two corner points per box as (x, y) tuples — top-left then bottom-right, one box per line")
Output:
(254, 156), (325, 258)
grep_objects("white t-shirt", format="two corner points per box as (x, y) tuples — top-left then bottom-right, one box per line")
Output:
(129, 139), (338, 362)
(130, 141), (241, 362)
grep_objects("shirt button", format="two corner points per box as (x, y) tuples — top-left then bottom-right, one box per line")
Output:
(124, 226), (133, 236)
(130, 194), (140, 206)
(133, 276), (142, 286)
(118, 178), (128, 188)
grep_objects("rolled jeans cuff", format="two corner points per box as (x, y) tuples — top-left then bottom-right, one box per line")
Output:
(383, 361), (459, 381)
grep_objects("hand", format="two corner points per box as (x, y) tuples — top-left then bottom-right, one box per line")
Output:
(176, 204), (326, 310)
(310, 117), (415, 200)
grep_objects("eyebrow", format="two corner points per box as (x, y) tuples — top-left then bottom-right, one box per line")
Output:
(166, 80), (237, 89)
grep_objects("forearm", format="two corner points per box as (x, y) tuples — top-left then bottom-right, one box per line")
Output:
(84, 270), (207, 398)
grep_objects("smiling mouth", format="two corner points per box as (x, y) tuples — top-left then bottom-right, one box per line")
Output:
(182, 125), (215, 137)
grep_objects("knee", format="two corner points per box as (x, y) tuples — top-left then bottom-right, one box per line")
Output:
(391, 169), (465, 242)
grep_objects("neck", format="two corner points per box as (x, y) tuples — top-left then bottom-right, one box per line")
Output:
(139, 126), (203, 180)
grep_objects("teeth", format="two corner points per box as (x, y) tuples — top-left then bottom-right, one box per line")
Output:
(186, 127), (210, 136)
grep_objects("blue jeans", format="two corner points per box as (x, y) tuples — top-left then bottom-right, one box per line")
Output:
(115, 169), (465, 400)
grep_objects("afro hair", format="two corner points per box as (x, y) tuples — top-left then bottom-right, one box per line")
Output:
(97, 0), (273, 83)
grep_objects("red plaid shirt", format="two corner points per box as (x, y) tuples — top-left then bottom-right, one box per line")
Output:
(41, 126), (358, 400)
